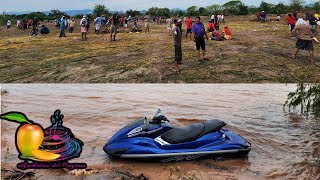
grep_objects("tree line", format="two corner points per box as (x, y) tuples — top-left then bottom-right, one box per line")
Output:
(1, 0), (320, 24)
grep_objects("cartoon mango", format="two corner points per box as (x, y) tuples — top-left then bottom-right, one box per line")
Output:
(0, 112), (60, 160)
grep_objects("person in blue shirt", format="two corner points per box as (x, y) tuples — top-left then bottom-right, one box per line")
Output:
(59, 16), (66, 37)
(94, 15), (102, 34)
(192, 16), (209, 62)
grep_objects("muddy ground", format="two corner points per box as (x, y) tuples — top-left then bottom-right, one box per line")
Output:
(0, 15), (319, 83)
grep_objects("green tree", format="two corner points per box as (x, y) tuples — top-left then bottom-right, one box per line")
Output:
(271, 2), (289, 14)
(206, 5), (223, 15)
(126, 9), (142, 17)
(48, 9), (67, 20)
(313, 2), (320, 12)
(259, 1), (273, 13)
(147, 7), (158, 16)
(290, 0), (305, 11)
(284, 84), (320, 116)
(186, 6), (199, 16)
(223, 0), (243, 15)
(171, 10), (185, 17)
(93, 4), (109, 16)
(199, 7), (208, 16)
(157, 8), (171, 17)
(238, 4), (249, 15)
(27, 12), (47, 20)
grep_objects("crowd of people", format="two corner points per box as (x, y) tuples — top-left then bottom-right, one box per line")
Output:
(4, 10), (319, 71)
(286, 11), (319, 62)
(170, 15), (232, 71)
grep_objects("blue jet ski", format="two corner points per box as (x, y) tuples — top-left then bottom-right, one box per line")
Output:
(103, 110), (251, 162)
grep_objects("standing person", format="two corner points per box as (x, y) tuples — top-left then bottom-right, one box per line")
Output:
(276, 13), (281, 21)
(221, 13), (225, 24)
(315, 12), (319, 21)
(293, 11), (298, 20)
(214, 14), (218, 24)
(159, 16), (162, 25)
(94, 15), (102, 34)
(59, 16), (66, 37)
(291, 18), (318, 62)
(54, 18), (59, 27)
(192, 16), (209, 62)
(172, 19), (183, 71)
(144, 13), (150, 33)
(16, 19), (20, 28)
(7, 20), (11, 29)
(32, 17), (38, 28)
(210, 14), (214, 23)
(166, 17), (172, 36)
(286, 14), (296, 32)
(86, 16), (90, 33)
(152, 15), (156, 25)
(309, 13), (317, 29)
(177, 19), (182, 32)
(80, 15), (88, 40)
(28, 18), (32, 28)
(256, 12), (260, 21)
(69, 19), (76, 33)
(22, 19), (28, 32)
(109, 14), (119, 41)
(185, 16), (193, 39)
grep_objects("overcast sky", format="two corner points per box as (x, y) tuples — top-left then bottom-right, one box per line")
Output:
(1, 0), (317, 12)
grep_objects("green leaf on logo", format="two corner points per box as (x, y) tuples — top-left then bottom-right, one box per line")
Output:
(0, 112), (32, 124)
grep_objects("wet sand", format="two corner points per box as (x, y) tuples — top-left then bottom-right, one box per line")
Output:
(1, 84), (319, 179)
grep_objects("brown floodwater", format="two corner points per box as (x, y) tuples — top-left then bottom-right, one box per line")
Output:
(1, 84), (319, 179)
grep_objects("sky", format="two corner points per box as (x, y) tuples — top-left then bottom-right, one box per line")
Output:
(0, 0), (317, 13)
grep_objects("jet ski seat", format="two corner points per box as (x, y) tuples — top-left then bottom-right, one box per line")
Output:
(161, 120), (226, 144)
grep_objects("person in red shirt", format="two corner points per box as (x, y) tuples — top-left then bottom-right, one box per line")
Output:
(207, 21), (214, 32)
(211, 29), (223, 41)
(185, 16), (193, 40)
(286, 14), (296, 32)
(214, 21), (219, 30)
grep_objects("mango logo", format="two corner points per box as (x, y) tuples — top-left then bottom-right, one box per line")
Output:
(1, 112), (61, 161)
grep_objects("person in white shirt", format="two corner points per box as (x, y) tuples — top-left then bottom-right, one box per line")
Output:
(7, 20), (12, 29)
(16, 19), (20, 28)
(210, 14), (214, 22)
(221, 14), (225, 24)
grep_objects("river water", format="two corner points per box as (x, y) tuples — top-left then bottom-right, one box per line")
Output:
(1, 84), (319, 179)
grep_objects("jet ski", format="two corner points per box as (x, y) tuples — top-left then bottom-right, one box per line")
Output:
(103, 110), (251, 162)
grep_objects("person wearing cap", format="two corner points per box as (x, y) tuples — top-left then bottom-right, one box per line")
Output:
(80, 15), (88, 40)
(192, 16), (209, 62)
(172, 19), (183, 71)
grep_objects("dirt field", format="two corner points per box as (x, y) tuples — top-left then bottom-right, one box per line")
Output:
(0, 15), (319, 83)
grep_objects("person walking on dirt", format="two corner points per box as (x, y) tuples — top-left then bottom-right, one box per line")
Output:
(291, 18), (318, 62)
(185, 16), (193, 39)
(109, 14), (119, 41)
(192, 16), (209, 62)
(69, 19), (75, 33)
(166, 17), (172, 36)
(286, 14), (296, 32)
(80, 15), (88, 40)
(59, 16), (66, 37)
(94, 15), (102, 34)
(172, 19), (183, 71)
(7, 20), (11, 29)
(144, 13), (150, 33)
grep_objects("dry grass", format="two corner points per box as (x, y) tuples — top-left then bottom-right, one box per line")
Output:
(0, 15), (319, 83)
